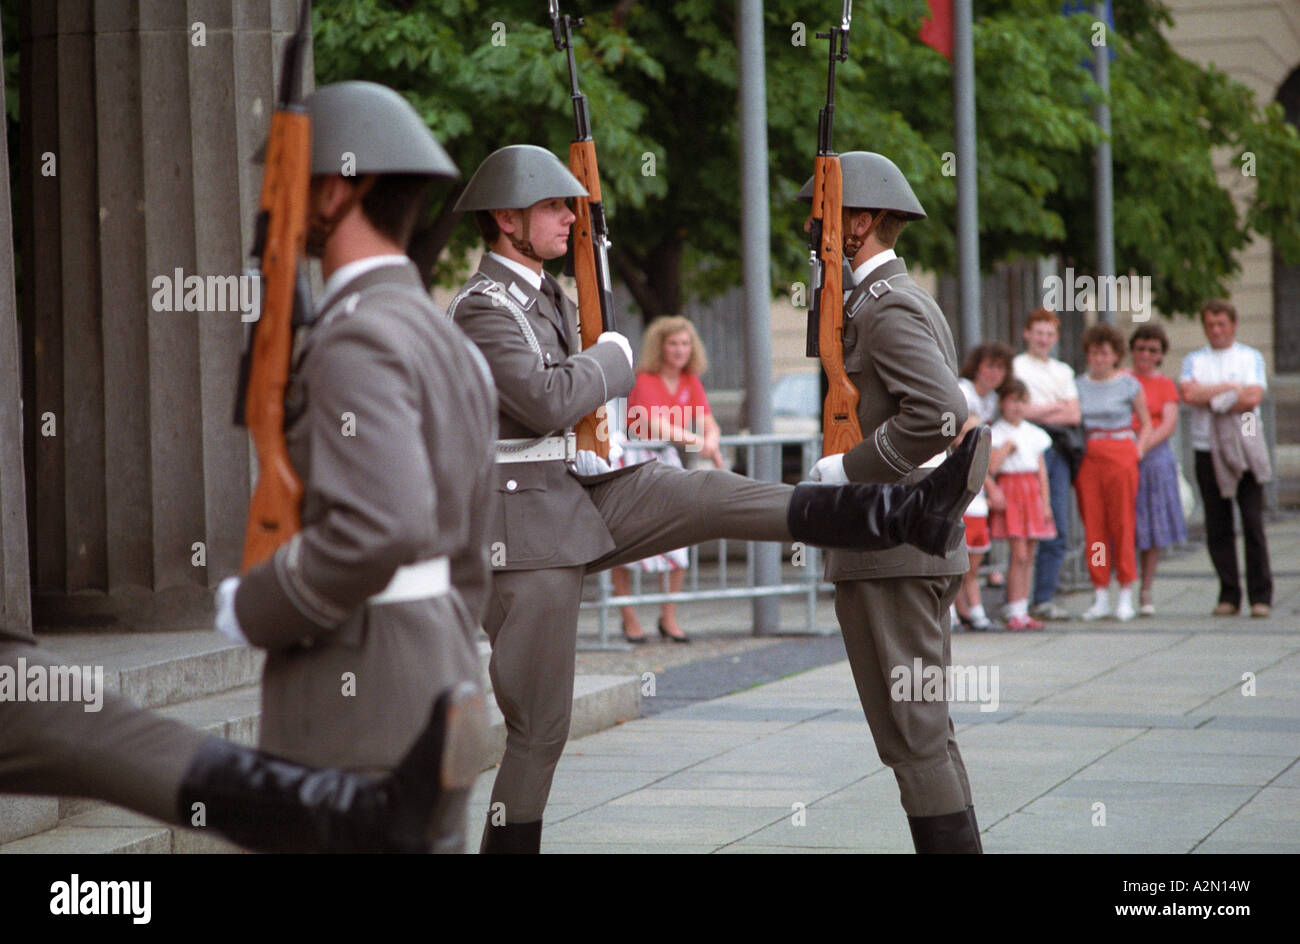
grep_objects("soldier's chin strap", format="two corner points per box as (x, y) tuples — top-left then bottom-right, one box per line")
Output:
(842, 208), (889, 260)
(307, 175), (379, 258)
(504, 207), (544, 263)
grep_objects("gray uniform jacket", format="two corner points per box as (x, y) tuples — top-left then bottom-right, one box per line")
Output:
(448, 255), (636, 571)
(827, 256), (970, 582)
(234, 260), (497, 769)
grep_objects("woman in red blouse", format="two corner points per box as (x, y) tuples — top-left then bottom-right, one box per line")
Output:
(1127, 324), (1188, 615)
(611, 316), (722, 643)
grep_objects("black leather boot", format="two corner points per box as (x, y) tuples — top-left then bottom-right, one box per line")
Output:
(907, 807), (983, 854)
(178, 683), (484, 853)
(966, 805), (984, 853)
(788, 426), (991, 556)
(480, 818), (543, 854)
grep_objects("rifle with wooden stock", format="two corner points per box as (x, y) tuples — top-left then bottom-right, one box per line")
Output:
(806, 1), (861, 459)
(235, 0), (313, 571)
(551, 0), (616, 459)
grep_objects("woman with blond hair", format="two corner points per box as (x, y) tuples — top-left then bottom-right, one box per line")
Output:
(610, 316), (722, 643)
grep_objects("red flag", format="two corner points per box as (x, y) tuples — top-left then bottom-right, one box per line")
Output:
(919, 0), (954, 60)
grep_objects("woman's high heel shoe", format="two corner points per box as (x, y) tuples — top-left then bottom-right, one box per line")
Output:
(622, 616), (647, 645)
(658, 619), (690, 644)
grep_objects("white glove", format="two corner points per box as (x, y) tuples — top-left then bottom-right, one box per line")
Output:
(596, 331), (633, 369)
(808, 453), (849, 484)
(573, 449), (613, 476)
(214, 576), (250, 646)
(1209, 389), (1239, 413)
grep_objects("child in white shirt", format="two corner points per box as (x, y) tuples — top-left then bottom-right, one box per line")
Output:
(988, 380), (1057, 630)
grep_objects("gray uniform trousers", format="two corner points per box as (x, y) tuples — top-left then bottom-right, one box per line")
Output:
(0, 638), (206, 824)
(826, 256), (976, 820)
(833, 575), (972, 817)
(482, 462), (793, 823)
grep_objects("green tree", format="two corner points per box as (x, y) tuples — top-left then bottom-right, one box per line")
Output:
(314, 0), (1300, 319)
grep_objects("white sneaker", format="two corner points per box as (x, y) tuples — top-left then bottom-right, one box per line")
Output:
(1115, 598), (1135, 622)
(1082, 599), (1112, 621)
(1138, 603), (1156, 617)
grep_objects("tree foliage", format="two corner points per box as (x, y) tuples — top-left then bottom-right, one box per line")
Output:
(313, 0), (1300, 318)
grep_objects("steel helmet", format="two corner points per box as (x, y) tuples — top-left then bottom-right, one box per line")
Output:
(454, 145), (587, 211)
(796, 151), (926, 220)
(286, 80), (459, 179)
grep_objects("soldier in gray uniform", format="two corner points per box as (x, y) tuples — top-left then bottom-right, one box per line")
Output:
(215, 82), (495, 853)
(449, 145), (990, 853)
(0, 629), (466, 852)
(797, 151), (987, 853)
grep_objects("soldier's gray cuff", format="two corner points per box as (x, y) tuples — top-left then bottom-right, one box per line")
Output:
(843, 429), (910, 484)
(575, 342), (636, 399)
(234, 540), (342, 651)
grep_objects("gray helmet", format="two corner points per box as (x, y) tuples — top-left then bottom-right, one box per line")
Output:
(454, 145), (587, 212)
(796, 151), (926, 220)
(258, 80), (459, 179)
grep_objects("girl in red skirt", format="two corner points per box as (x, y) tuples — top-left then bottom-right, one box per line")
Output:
(989, 379), (1057, 630)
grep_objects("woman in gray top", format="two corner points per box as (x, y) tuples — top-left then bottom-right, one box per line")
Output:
(1075, 323), (1152, 621)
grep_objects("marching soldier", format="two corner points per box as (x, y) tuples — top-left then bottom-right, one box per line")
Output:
(214, 81), (496, 853)
(797, 151), (987, 853)
(448, 144), (990, 853)
(0, 630), (464, 852)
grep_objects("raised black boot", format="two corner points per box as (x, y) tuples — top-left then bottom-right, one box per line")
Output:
(788, 426), (990, 555)
(178, 683), (485, 853)
(907, 807), (984, 854)
(480, 818), (543, 854)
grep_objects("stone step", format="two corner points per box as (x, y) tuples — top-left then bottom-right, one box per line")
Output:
(1, 671), (641, 854)
(36, 631), (264, 710)
(0, 796), (59, 845)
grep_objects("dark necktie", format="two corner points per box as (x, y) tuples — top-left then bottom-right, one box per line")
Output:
(540, 276), (571, 342)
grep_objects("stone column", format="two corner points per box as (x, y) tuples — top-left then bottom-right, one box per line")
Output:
(1, 15), (34, 639)
(20, 0), (308, 628)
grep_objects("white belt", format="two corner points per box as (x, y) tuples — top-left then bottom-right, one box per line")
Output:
(1087, 429), (1136, 440)
(496, 432), (577, 464)
(369, 557), (450, 605)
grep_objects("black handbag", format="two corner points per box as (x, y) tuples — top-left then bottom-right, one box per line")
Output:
(1042, 423), (1085, 480)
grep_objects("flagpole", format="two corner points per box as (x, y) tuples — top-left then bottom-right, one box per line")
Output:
(738, 0), (780, 634)
(1093, 1), (1115, 323)
(953, 0), (981, 347)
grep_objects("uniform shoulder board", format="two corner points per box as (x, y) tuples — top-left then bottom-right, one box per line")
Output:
(868, 275), (904, 299)
(447, 274), (501, 322)
(448, 274), (545, 360)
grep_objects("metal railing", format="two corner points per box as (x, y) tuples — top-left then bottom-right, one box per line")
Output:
(581, 432), (833, 648)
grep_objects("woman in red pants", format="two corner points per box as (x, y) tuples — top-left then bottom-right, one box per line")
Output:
(1074, 324), (1152, 621)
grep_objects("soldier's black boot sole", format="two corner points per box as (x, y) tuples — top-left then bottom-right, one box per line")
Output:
(910, 425), (992, 556)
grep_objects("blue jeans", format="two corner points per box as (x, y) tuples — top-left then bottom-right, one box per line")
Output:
(1032, 446), (1072, 606)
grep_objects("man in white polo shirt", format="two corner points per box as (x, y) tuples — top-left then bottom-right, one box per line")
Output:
(1179, 299), (1272, 617)
(1012, 308), (1081, 621)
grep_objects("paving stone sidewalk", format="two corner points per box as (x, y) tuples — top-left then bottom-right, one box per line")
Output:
(471, 514), (1300, 853)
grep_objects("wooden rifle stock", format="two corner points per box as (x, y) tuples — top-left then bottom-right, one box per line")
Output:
(241, 107), (310, 571)
(570, 138), (609, 457)
(813, 155), (863, 458)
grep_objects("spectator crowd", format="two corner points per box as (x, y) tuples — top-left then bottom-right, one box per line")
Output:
(949, 300), (1273, 630)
